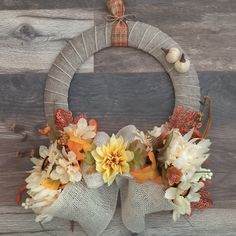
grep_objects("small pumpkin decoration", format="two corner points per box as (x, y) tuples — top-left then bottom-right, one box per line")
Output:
(162, 47), (181, 63)
(174, 53), (190, 73)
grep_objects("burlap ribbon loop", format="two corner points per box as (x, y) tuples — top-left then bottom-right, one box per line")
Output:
(106, 0), (129, 47)
(46, 175), (172, 236)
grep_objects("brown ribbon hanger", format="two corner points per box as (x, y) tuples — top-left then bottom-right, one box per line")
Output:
(106, 0), (135, 47)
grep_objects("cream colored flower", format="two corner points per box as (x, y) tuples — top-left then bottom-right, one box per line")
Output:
(50, 148), (82, 184)
(165, 181), (204, 221)
(35, 142), (63, 177)
(50, 159), (70, 184)
(134, 126), (163, 151)
(91, 134), (134, 185)
(163, 129), (211, 181)
(23, 142), (67, 222)
(64, 118), (96, 140)
(148, 126), (162, 138)
(23, 154), (61, 223)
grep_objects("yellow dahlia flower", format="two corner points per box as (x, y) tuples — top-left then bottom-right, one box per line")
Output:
(91, 134), (134, 186)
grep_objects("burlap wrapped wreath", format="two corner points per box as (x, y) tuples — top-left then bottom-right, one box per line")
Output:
(41, 21), (201, 235)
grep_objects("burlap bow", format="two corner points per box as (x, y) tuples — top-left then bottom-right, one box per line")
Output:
(44, 126), (173, 235)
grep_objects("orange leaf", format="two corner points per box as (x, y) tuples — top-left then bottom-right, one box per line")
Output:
(89, 119), (98, 132)
(16, 185), (27, 205)
(193, 129), (202, 138)
(38, 125), (51, 136)
(41, 179), (60, 190)
(67, 139), (85, 160)
(131, 152), (163, 184)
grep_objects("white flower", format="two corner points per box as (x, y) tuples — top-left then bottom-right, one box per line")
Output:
(67, 165), (82, 183)
(163, 129), (211, 182)
(134, 130), (153, 151)
(24, 157), (61, 222)
(165, 181), (204, 221)
(64, 118), (96, 140)
(50, 160), (70, 184)
(50, 148), (82, 184)
(34, 143), (63, 177)
(148, 126), (162, 138)
(191, 168), (213, 183)
(23, 142), (65, 222)
(134, 126), (163, 151)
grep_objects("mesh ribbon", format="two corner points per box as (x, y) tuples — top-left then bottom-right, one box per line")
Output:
(106, 0), (128, 47)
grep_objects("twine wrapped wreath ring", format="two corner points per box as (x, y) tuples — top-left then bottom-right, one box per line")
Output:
(41, 21), (202, 236)
(44, 21), (200, 127)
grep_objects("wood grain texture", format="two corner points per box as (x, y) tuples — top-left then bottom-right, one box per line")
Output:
(0, 207), (236, 236)
(0, 9), (94, 73)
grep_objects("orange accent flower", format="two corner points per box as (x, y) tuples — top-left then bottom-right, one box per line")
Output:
(88, 119), (98, 132)
(67, 139), (86, 160)
(38, 125), (51, 136)
(131, 152), (163, 184)
(65, 118), (97, 160)
(166, 166), (182, 186)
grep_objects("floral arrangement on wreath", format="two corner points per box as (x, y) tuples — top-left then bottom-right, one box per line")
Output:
(21, 105), (213, 223)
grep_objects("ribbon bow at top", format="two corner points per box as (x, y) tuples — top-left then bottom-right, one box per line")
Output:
(106, 0), (129, 47)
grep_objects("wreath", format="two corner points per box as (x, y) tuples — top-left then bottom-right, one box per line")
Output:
(19, 1), (213, 235)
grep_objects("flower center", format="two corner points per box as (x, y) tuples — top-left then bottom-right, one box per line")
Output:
(106, 152), (121, 166)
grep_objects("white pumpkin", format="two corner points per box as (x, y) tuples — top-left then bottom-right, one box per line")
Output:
(174, 54), (190, 73)
(165, 47), (181, 63)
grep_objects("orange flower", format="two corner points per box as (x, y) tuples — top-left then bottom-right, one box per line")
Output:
(131, 152), (163, 184)
(38, 125), (51, 136)
(88, 119), (98, 132)
(64, 118), (97, 160)
(166, 166), (182, 186)
(67, 139), (87, 160)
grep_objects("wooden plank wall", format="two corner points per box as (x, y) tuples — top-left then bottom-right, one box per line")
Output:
(0, 0), (235, 235)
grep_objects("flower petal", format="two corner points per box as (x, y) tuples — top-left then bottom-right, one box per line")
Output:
(39, 146), (48, 159)
(125, 150), (134, 162)
(116, 125), (138, 144)
(165, 187), (177, 200)
(93, 132), (110, 147)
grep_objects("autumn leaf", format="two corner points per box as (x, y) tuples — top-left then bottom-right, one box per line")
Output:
(67, 139), (85, 160)
(88, 119), (98, 133)
(83, 152), (95, 165)
(41, 178), (61, 190)
(129, 141), (147, 170)
(131, 152), (163, 184)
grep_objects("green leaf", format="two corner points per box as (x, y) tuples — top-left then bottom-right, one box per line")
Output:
(83, 152), (95, 165)
(128, 141), (147, 170)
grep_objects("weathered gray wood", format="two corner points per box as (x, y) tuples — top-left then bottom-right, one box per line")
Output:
(0, 206), (236, 235)
(0, 0), (235, 73)
(0, 9), (94, 73)
(0, 207), (130, 236)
